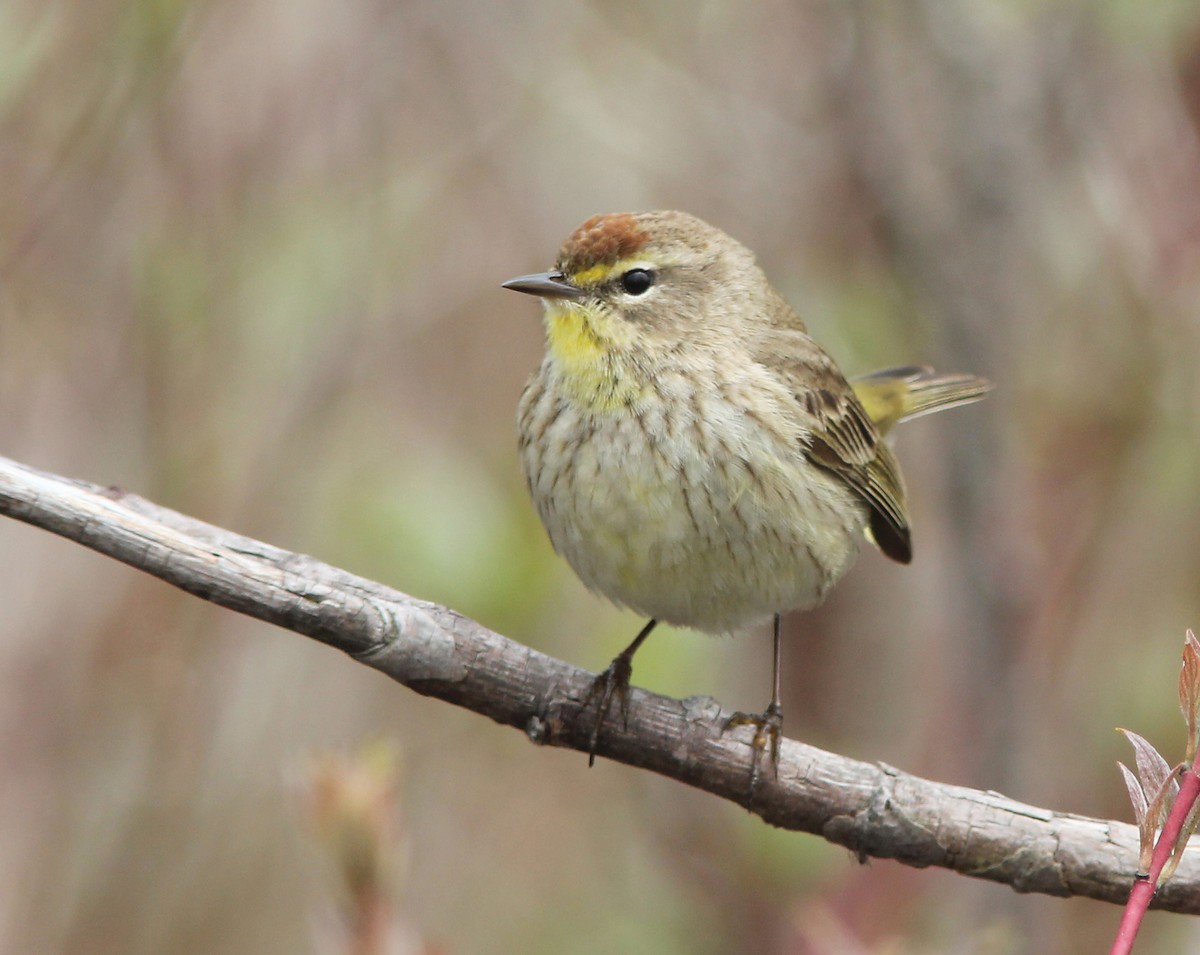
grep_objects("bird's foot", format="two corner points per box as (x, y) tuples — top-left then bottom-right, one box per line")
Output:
(724, 701), (783, 792)
(580, 653), (634, 766)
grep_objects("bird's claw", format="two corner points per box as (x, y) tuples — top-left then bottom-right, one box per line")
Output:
(724, 701), (783, 792)
(581, 654), (634, 766)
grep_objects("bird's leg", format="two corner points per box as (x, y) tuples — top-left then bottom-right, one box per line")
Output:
(723, 613), (784, 790)
(581, 618), (658, 766)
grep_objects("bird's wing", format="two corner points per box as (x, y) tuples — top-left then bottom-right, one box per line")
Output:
(753, 329), (912, 564)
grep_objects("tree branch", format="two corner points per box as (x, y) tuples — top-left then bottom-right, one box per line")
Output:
(0, 455), (1188, 910)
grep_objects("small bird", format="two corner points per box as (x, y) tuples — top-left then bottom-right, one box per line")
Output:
(504, 211), (989, 782)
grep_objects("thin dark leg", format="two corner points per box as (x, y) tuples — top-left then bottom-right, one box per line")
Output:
(770, 611), (783, 718)
(724, 613), (784, 791)
(582, 618), (658, 766)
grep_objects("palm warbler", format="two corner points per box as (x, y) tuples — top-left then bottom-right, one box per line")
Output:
(504, 211), (989, 779)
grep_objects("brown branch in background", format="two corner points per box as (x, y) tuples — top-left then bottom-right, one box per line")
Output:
(0, 454), (1189, 911)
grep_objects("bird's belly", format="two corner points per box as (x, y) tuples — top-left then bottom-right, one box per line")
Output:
(522, 391), (865, 634)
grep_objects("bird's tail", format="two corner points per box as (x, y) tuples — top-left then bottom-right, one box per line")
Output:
(851, 365), (991, 436)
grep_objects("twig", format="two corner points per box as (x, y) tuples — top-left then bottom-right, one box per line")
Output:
(0, 454), (1194, 910)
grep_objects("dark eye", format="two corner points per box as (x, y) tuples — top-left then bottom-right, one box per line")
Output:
(619, 268), (655, 296)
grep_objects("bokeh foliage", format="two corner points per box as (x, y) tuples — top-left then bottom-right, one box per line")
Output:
(2, 0), (1200, 952)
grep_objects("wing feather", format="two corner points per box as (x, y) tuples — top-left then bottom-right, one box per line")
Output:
(753, 328), (912, 564)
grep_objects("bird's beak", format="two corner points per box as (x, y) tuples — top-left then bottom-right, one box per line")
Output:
(501, 271), (584, 301)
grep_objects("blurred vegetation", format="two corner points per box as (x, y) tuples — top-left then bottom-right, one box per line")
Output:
(2, 0), (1200, 952)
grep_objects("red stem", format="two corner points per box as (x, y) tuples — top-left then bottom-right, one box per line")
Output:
(1110, 766), (1200, 955)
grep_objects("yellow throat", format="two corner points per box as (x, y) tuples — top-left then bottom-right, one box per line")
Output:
(543, 300), (643, 412)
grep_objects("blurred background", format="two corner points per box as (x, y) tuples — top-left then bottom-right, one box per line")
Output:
(2, 0), (1199, 952)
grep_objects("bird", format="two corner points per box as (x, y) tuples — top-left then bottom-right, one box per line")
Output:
(504, 210), (990, 783)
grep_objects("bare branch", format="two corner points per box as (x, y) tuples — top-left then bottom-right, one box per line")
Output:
(0, 454), (1192, 910)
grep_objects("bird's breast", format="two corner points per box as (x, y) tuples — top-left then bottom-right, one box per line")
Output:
(518, 364), (866, 633)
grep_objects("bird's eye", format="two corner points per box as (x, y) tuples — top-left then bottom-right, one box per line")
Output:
(619, 268), (655, 296)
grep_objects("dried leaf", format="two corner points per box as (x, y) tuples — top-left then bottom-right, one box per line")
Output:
(1118, 758), (1147, 825)
(1180, 631), (1200, 762)
(1119, 727), (1179, 861)
(1119, 761), (1148, 827)
(1144, 770), (1180, 838)
(1120, 728), (1174, 805)
(1119, 761), (1155, 873)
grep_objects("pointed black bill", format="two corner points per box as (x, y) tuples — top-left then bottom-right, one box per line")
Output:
(501, 271), (584, 300)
